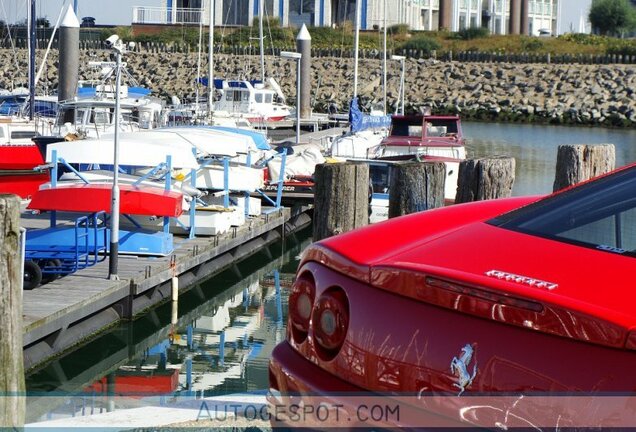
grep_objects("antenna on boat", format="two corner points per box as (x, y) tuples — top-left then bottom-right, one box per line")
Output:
(258, 0), (265, 83)
(353, 0), (361, 99)
(28, 0), (35, 120)
(382, 0), (387, 115)
(207, 0), (215, 120)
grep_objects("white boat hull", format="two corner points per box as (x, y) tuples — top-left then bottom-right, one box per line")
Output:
(123, 206), (245, 236)
(187, 164), (264, 192)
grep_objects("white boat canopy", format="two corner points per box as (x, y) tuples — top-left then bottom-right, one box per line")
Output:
(46, 131), (200, 169)
(157, 126), (265, 156)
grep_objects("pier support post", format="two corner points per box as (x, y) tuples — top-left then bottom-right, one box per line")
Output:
(509, 0), (521, 35)
(0, 194), (25, 427)
(520, 0), (529, 35)
(313, 163), (369, 241)
(296, 24), (312, 120)
(455, 157), (516, 203)
(58, 5), (80, 123)
(388, 162), (446, 218)
(553, 144), (615, 192)
(439, 0), (453, 31)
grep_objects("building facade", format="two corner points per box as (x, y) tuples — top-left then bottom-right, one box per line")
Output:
(132, 0), (592, 36)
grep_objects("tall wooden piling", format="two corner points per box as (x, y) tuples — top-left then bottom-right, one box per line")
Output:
(0, 195), (25, 427)
(388, 161), (446, 218)
(313, 163), (369, 241)
(553, 144), (615, 192)
(455, 157), (516, 203)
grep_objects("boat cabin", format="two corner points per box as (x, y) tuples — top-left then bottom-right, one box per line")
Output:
(388, 114), (464, 142)
(0, 118), (44, 146)
(0, 94), (58, 118)
(55, 95), (164, 137)
(214, 79), (290, 122)
(377, 114), (466, 161)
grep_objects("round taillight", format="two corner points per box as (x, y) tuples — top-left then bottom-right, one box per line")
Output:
(288, 273), (315, 343)
(312, 287), (349, 360)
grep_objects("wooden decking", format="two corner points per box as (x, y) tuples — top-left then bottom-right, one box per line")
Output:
(20, 208), (293, 369)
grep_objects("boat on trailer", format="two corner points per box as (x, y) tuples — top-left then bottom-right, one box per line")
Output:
(29, 183), (183, 217)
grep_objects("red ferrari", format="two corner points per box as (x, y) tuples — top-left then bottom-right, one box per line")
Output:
(269, 164), (636, 429)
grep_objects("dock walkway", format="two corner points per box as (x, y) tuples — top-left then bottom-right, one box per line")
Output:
(21, 208), (294, 370)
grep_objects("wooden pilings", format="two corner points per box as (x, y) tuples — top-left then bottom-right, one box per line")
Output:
(0, 195), (24, 427)
(553, 144), (616, 192)
(313, 163), (369, 242)
(388, 162), (446, 218)
(455, 157), (516, 203)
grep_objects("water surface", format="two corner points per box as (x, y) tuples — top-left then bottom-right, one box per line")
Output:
(464, 122), (636, 196)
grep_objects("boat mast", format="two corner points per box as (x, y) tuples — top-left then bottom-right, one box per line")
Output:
(353, 0), (361, 99)
(194, 3), (204, 120)
(382, 0), (387, 114)
(29, 0), (36, 120)
(258, 0), (265, 83)
(207, 0), (214, 119)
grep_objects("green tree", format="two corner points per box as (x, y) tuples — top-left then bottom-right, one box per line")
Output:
(589, 0), (636, 35)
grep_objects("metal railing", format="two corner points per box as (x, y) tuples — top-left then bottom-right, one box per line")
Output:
(132, 7), (208, 25)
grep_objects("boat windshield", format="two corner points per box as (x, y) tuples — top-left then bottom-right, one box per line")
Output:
(391, 118), (423, 137)
(425, 119), (459, 135)
(489, 165), (636, 257)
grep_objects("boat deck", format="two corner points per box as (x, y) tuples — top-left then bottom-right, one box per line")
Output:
(20, 208), (298, 370)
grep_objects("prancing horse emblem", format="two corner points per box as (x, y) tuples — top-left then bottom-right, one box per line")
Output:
(450, 344), (477, 396)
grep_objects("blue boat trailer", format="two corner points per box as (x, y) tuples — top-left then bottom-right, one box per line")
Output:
(23, 212), (107, 289)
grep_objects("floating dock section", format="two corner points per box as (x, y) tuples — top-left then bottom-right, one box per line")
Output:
(21, 208), (306, 370)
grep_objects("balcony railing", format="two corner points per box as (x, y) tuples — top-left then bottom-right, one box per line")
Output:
(132, 7), (209, 25)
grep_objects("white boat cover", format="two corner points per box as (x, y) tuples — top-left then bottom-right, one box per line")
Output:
(46, 131), (200, 169)
(330, 129), (388, 159)
(267, 145), (325, 181)
(155, 128), (242, 157)
(187, 164), (265, 191)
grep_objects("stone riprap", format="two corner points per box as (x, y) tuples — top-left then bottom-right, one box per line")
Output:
(4, 49), (635, 127)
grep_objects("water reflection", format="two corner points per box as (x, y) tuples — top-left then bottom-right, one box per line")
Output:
(464, 122), (636, 196)
(25, 229), (309, 423)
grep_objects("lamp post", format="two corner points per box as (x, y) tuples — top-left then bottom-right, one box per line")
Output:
(280, 51), (302, 144)
(391, 55), (406, 115)
(107, 35), (130, 281)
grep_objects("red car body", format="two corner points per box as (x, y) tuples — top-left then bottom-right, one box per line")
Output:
(269, 164), (636, 429)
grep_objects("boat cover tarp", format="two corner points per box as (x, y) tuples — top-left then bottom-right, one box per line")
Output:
(154, 128), (242, 157)
(267, 145), (325, 181)
(160, 126), (270, 153)
(197, 77), (225, 89)
(78, 86), (152, 98)
(349, 97), (391, 133)
(207, 126), (271, 150)
(46, 131), (200, 169)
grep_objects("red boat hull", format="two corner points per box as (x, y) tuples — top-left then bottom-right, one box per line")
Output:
(247, 115), (288, 122)
(0, 173), (49, 199)
(85, 369), (179, 397)
(0, 145), (44, 170)
(28, 184), (183, 217)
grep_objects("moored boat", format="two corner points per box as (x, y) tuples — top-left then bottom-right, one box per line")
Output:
(28, 183), (183, 218)
(0, 117), (54, 199)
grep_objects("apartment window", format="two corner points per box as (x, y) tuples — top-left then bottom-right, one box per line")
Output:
(222, 0), (249, 25)
(332, 0), (357, 24)
(290, 0), (315, 14)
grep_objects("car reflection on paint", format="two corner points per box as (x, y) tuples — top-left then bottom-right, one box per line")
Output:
(268, 163), (636, 429)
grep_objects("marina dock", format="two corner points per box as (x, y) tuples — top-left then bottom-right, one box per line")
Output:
(20, 207), (309, 370)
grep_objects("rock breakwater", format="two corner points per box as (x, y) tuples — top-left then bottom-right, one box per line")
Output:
(3, 49), (634, 127)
